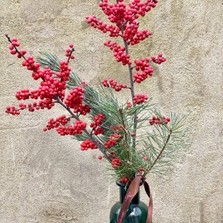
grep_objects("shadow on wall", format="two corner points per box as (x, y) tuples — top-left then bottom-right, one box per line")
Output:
(199, 190), (223, 223)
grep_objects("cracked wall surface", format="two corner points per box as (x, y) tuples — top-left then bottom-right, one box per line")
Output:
(0, 0), (223, 222)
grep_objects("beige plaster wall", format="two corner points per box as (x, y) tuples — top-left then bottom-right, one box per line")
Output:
(0, 0), (222, 222)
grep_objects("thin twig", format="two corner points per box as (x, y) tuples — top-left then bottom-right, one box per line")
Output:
(5, 34), (26, 60)
(56, 96), (111, 161)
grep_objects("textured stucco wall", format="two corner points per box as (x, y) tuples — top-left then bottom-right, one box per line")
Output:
(0, 0), (223, 223)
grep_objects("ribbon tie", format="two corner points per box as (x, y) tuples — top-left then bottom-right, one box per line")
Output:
(117, 175), (153, 223)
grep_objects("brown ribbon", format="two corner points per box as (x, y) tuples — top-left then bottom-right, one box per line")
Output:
(117, 175), (153, 223)
(144, 180), (153, 223)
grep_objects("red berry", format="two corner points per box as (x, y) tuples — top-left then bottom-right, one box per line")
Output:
(98, 155), (103, 160)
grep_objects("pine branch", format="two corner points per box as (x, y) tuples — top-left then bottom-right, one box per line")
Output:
(148, 128), (172, 172)
(141, 112), (190, 175)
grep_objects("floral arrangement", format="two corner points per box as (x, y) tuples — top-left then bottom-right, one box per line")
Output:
(5, 0), (187, 222)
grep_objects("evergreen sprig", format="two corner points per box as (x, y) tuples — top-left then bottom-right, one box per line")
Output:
(37, 53), (189, 181)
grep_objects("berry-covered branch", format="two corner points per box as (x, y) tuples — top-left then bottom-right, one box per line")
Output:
(86, 0), (166, 151)
(5, 35), (112, 161)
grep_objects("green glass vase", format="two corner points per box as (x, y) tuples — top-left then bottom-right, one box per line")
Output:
(109, 182), (148, 223)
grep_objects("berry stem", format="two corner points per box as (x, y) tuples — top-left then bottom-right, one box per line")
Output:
(56, 96), (111, 161)
(67, 48), (75, 64)
(120, 25), (138, 150)
(5, 34), (26, 60)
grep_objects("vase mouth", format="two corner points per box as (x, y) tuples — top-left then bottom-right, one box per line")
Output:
(116, 181), (127, 187)
(116, 180), (144, 187)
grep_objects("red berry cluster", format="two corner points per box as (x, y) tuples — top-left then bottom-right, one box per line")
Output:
(128, 0), (158, 18)
(87, 0), (157, 47)
(21, 56), (41, 79)
(112, 157), (122, 168)
(151, 53), (166, 64)
(149, 116), (171, 125)
(98, 1), (127, 26)
(15, 89), (30, 100)
(104, 133), (122, 149)
(80, 139), (97, 151)
(56, 120), (87, 136)
(120, 176), (129, 184)
(90, 113), (106, 135)
(102, 79), (127, 92)
(93, 127), (104, 136)
(15, 65), (68, 101)
(6, 37), (75, 117)
(133, 94), (148, 104)
(65, 44), (75, 59)
(104, 139), (117, 149)
(37, 71), (64, 98)
(104, 40), (131, 65)
(65, 87), (84, 107)
(98, 0), (157, 26)
(65, 87), (91, 115)
(6, 98), (55, 115)
(5, 105), (20, 115)
(86, 16), (120, 37)
(133, 57), (153, 83)
(57, 61), (72, 83)
(123, 21), (152, 45)
(91, 113), (105, 126)
(38, 99), (55, 110)
(8, 38), (27, 58)
(44, 115), (70, 131)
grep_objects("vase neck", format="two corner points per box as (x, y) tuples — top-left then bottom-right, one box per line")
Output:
(119, 184), (140, 204)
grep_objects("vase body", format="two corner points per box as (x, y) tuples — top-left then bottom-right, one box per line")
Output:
(109, 182), (148, 223)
